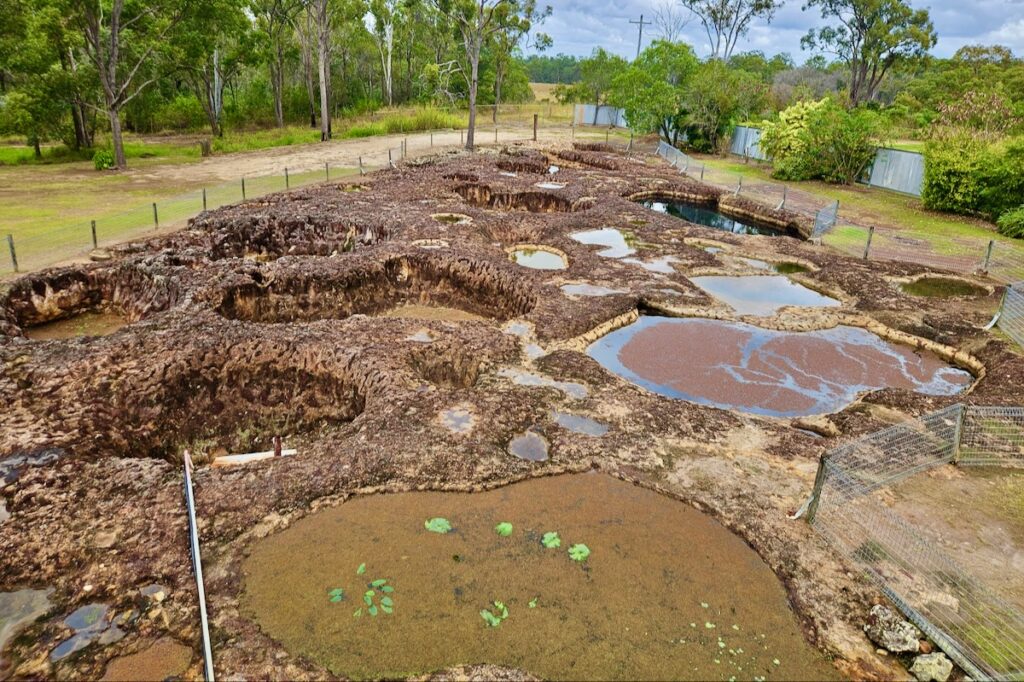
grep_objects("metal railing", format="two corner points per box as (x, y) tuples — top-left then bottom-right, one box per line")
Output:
(807, 404), (1024, 680)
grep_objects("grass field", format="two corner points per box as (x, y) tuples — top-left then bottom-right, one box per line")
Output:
(529, 82), (560, 101)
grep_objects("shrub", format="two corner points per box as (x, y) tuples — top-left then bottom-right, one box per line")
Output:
(979, 137), (1024, 219)
(760, 98), (828, 180)
(921, 136), (989, 214)
(997, 206), (1024, 239)
(92, 148), (115, 171)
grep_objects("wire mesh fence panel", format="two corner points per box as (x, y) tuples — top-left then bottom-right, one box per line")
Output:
(810, 404), (1024, 680)
(999, 283), (1024, 349)
(959, 405), (1024, 466)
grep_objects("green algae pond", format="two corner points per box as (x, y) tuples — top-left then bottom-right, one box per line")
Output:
(243, 473), (836, 680)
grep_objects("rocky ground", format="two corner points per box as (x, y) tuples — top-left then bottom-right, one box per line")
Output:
(1, 142), (1021, 681)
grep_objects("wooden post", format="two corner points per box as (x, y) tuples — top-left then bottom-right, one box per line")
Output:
(430, 132), (433, 147)
(533, 114), (538, 142)
(285, 167), (290, 189)
(325, 161), (329, 181)
(359, 156), (364, 175)
(863, 226), (875, 260)
(494, 127), (498, 143)
(982, 240), (995, 273)
(91, 220), (97, 248)
(273, 436), (282, 458)
(152, 202), (159, 229)
(202, 188), (207, 211)
(805, 455), (829, 525)
(6, 234), (18, 273)
(241, 177), (246, 200)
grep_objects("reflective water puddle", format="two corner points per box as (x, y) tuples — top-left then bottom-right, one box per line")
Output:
(440, 407), (476, 434)
(24, 311), (127, 340)
(587, 317), (972, 418)
(623, 255), (679, 274)
(570, 228), (636, 258)
(560, 284), (626, 297)
(51, 603), (126, 662)
(508, 430), (549, 461)
(509, 249), (567, 270)
(1, 449), (63, 486)
(550, 411), (609, 437)
(534, 182), (565, 190)
(1, 589), (52, 667)
(642, 201), (786, 237)
(690, 276), (839, 316)
(242, 473), (837, 681)
(497, 368), (588, 399)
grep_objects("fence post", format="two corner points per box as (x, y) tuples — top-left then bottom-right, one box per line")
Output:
(359, 156), (364, 175)
(952, 404), (967, 465)
(533, 114), (538, 142)
(202, 188), (207, 211)
(777, 186), (788, 211)
(152, 202), (159, 229)
(863, 225), (875, 259)
(981, 240), (995, 274)
(460, 128), (464, 145)
(805, 455), (829, 525)
(241, 177), (246, 200)
(285, 167), (290, 189)
(735, 175), (743, 196)
(430, 132), (433, 147)
(494, 127), (498, 143)
(91, 220), (98, 249)
(571, 123), (575, 139)
(700, 165), (705, 181)
(605, 130), (609, 144)
(404, 137), (408, 158)
(325, 161), (329, 181)
(6, 234), (18, 273)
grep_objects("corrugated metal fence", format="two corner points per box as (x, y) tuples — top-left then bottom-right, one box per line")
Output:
(730, 126), (768, 160)
(573, 104), (628, 128)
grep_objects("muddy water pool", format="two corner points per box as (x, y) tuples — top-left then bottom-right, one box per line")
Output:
(690, 276), (839, 316)
(587, 317), (972, 418)
(24, 310), (128, 340)
(243, 474), (836, 680)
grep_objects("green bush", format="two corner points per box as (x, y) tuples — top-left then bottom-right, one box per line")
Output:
(761, 98), (881, 184)
(92, 148), (115, 171)
(997, 206), (1024, 239)
(921, 137), (989, 214)
(980, 137), (1024, 219)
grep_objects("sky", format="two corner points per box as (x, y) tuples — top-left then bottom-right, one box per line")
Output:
(536, 0), (1024, 62)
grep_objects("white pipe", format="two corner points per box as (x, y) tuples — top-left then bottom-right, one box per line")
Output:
(184, 452), (215, 682)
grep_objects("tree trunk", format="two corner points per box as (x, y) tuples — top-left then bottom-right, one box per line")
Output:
(109, 108), (126, 169)
(33, 138), (42, 159)
(466, 41), (480, 151)
(316, 0), (331, 141)
(271, 41), (285, 128)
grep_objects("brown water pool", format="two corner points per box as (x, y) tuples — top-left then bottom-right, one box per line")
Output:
(243, 473), (836, 680)
(24, 310), (128, 340)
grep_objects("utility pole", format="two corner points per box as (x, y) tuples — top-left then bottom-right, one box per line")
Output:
(629, 14), (652, 60)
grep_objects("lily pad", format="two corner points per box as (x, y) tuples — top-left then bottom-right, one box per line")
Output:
(568, 543), (591, 562)
(381, 596), (394, 608)
(381, 603), (393, 614)
(371, 579), (387, 588)
(495, 522), (514, 537)
(425, 517), (452, 534)
(481, 610), (502, 627)
(328, 588), (344, 603)
(541, 531), (561, 548)
(368, 604), (378, 617)
(381, 585), (395, 593)
(356, 563), (366, 575)
(528, 598), (538, 608)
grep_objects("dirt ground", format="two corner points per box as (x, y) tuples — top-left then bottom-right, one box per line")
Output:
(883, 466), (1024, 609)
(1, 142), (1023, 681)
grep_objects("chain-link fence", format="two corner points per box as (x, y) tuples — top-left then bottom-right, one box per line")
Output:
(2, 122), (577, 278)
(807, 404), (1024, 680)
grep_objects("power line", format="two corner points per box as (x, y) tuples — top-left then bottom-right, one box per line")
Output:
(628, 14), (652, 60)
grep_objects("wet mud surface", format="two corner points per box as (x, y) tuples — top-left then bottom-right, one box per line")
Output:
(1, 141), (1021, 680)
(244, 474), (836, 681)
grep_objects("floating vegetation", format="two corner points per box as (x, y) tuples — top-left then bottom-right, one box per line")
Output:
(480, 600), (509, 628)
(568, 544), (591, 562)
(774, 262), (810, 275)
(541, 531), (561, 549)
(424, 518), (452, 534)
(356, 579), (395, 618)
(328, 588), (345, 603)
(901, 276), (988, 298)
(495, 522), (514, 537)
(357, 563), (366, 575)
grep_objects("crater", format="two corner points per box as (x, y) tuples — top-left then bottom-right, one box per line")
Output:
(216, 254), (536, 324)
(588, 316), (972, 418)
(641, 199), (791, 237)
(901, 276), (990, 298)
(1, 267), (176, 339)
(454, 185), (588, 213)
(570, 228), (636, 259)
(431, 213), (472, 225)
(242, 474), (837, 680)
(93, 354), (367, 462)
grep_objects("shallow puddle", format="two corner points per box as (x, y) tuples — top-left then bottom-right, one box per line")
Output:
(0, 589), (52, 667)
(534, 182), (566, 190)
(560, 284), (626, 297)
(440, 407), (476, 434)
(381, 304), (484, 322)
(550, 411), (608, 437)
(690, 276), (839, 316)
(642, 201), (785, 237)
(101, 638), (193, 682)
(497, 368), (588, 399)
(623, 255), (679, 274)
(1, 449), (63, 486)
(243, 474), (837, 681)
(738, 257), (772, 270)
(587, 317), (972, 418)
(509, 249), (567, 270)
(508, 430), (549, 461)
(24, 310), (128, 341)
(570, 228), (636, 258)
(50, 603), (125, 662)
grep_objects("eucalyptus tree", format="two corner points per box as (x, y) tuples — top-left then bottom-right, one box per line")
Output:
(368, 0), (401, 105)
(68, 0), (197, 168)
(802, 0), (935, 105)
(251, 0), (304, 127)
(679, 0), (784, 60)
(489, 0), (550, 122)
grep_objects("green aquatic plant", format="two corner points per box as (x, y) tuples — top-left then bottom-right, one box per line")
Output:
(425, 517), (452, 534)
(480, 600), (510, 628)
(528, 597), (538, 609)
(495, 522), (514, 537)
(328, 588), (345, 603)
(356, 563), (366, 575)
(358, 579), (395, 617)
(568, 543), (591, 562)
(541, 531), (561, 548)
